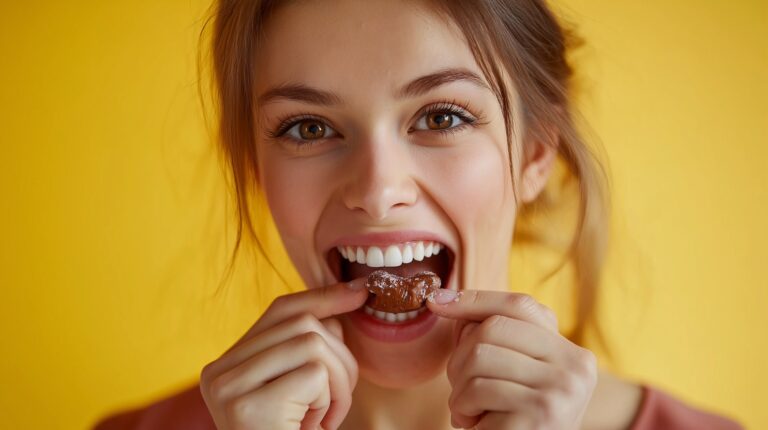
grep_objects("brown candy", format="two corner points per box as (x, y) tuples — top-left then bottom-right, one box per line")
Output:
(365, 270), (442, 313)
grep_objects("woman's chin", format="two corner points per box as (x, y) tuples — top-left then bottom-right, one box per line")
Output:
(341, 315), (454, 389)
(357, 359), (445, 389)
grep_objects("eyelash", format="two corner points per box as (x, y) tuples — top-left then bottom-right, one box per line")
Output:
(418, 100), (480, 136)
(265, 99), (483, 146)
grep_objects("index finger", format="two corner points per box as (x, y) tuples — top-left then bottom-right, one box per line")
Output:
(255, 277), (369, 332)
(426, 289), (558, 333)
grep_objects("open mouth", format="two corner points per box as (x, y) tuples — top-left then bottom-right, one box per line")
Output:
(327, 241), (455, 322)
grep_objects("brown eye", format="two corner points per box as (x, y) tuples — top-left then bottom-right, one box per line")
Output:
(427, 113), (453, 130)
(299, 120), (326, 139)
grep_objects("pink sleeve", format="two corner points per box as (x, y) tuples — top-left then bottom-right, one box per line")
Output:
(92, 382), (745, 429)
(630, 385), (744, 430)
(91, 384), (216, 430)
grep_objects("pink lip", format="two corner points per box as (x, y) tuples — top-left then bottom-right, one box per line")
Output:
(346, 307), (439, 342)
(328, 230), (450, 249)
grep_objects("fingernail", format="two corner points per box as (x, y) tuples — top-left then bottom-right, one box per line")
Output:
(428, 289), (460, 305)
(346, 277), (367, 290)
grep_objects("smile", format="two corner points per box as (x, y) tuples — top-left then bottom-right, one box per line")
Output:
(336, 241), (443, 267)
(328, 240), (454, 290)
(327, 237), (455, 330)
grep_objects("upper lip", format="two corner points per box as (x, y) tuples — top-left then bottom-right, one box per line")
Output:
(324, 230), (457, 288)
(327, 230), (451, 250)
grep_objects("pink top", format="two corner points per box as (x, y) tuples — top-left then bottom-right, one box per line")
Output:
(92, 383), (744, 430)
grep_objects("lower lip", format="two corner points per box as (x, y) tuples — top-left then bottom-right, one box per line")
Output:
(347, 306), (438, 342)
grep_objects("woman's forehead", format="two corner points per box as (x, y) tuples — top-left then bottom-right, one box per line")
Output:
(254, 0), (483, 102)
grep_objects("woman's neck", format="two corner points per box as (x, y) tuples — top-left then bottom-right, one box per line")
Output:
(341, 373), (453, 430)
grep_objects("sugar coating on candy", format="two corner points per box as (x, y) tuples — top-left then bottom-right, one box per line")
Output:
(365, 270), (441, 313)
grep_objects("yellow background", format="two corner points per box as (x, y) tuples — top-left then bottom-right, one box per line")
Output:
(1, 0), (765, 428)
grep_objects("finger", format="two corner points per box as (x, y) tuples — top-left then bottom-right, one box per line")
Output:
(476, 411), (534, 430)
(452, 320), (478, 348)
(321, 317), (344, 341)
(450, 315), (568, 367)
(450, 376), (537, 418)
(262, 361), (333, 430)
(451, 411), (480, 430)
(205, 313), (357, 391)
(447, 342), (552, 390)
(427, 290), (558, 333)
(211, 332), (352, 425)
(245, 277), (368, 341)
(226, 361), (331, 430)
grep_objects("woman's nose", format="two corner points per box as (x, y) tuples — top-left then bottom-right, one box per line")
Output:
(341, 138), (418, 221)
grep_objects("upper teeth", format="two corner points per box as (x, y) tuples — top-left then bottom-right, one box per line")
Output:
(337, 241), (442, 268)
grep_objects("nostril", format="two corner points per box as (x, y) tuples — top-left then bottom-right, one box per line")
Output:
(341, 168), (419, 220)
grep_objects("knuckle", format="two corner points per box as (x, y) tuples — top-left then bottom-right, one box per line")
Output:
(446, 354), (460, 385)
(466, 343), (490, 370)
(457, 321), (475, 342)
(533, 390), (560, 423)
(557, 371), (581, 395)
(305, 360), (329, 382)
(542, 305), (559, 326)
(479, 315), (505, 339)
(465, 376), (486, 396)
(298, 331), (327, 354)
(573, 347), (598, 376)
(447, 385), (458, 410)
(293, 312), (321, 331)
(550, 367), (569, 386)
(225, 395), (257, 424)
(450, 377), (482, 411)
(506, 293), (538, 311)
(207, 374), (230, 403)
(199, 362), (216, 387)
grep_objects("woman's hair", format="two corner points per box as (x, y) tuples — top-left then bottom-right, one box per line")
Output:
(198, 0), (613, 358)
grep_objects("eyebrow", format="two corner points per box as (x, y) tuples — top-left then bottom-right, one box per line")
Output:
(256, 67), (491, 107)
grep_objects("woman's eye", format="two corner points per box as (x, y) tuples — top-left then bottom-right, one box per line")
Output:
(284, 119), (338, 141)
(413, 110), (472, 132)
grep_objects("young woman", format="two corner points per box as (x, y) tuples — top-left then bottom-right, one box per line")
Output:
(95, 0), (743, 428)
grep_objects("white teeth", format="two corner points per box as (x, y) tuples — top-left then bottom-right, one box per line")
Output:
(356, 247), (366, 264)
(384, 245), (402, 267)
(364, 306), (424, 322)
(413, 242), (425, 261)
(402, 244), (413, 263)
(366, 247), (384, 267)
(337, 241), (446, 267)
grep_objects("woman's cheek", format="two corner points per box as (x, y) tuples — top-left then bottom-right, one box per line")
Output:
(420, 138), (515, 290)
(259, 156), (332, 278)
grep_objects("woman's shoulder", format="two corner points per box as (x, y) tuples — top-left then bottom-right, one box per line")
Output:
(586, 369), (744, 430)
(91, 383), (215, 430)
(91, 374), (745, 430)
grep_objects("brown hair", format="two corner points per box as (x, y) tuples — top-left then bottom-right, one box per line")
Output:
(198, 0), (613, 359)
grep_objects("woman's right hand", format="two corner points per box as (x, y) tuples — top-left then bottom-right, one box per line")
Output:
(200, 278), (368, 430)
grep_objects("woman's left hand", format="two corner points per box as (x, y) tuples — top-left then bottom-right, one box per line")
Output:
(426, 289), (598, 430)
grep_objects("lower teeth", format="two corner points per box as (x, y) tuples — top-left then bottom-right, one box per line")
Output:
(364, 305), (424, 322)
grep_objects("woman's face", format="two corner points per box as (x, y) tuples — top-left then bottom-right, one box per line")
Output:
(253, 0), (552, 388)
